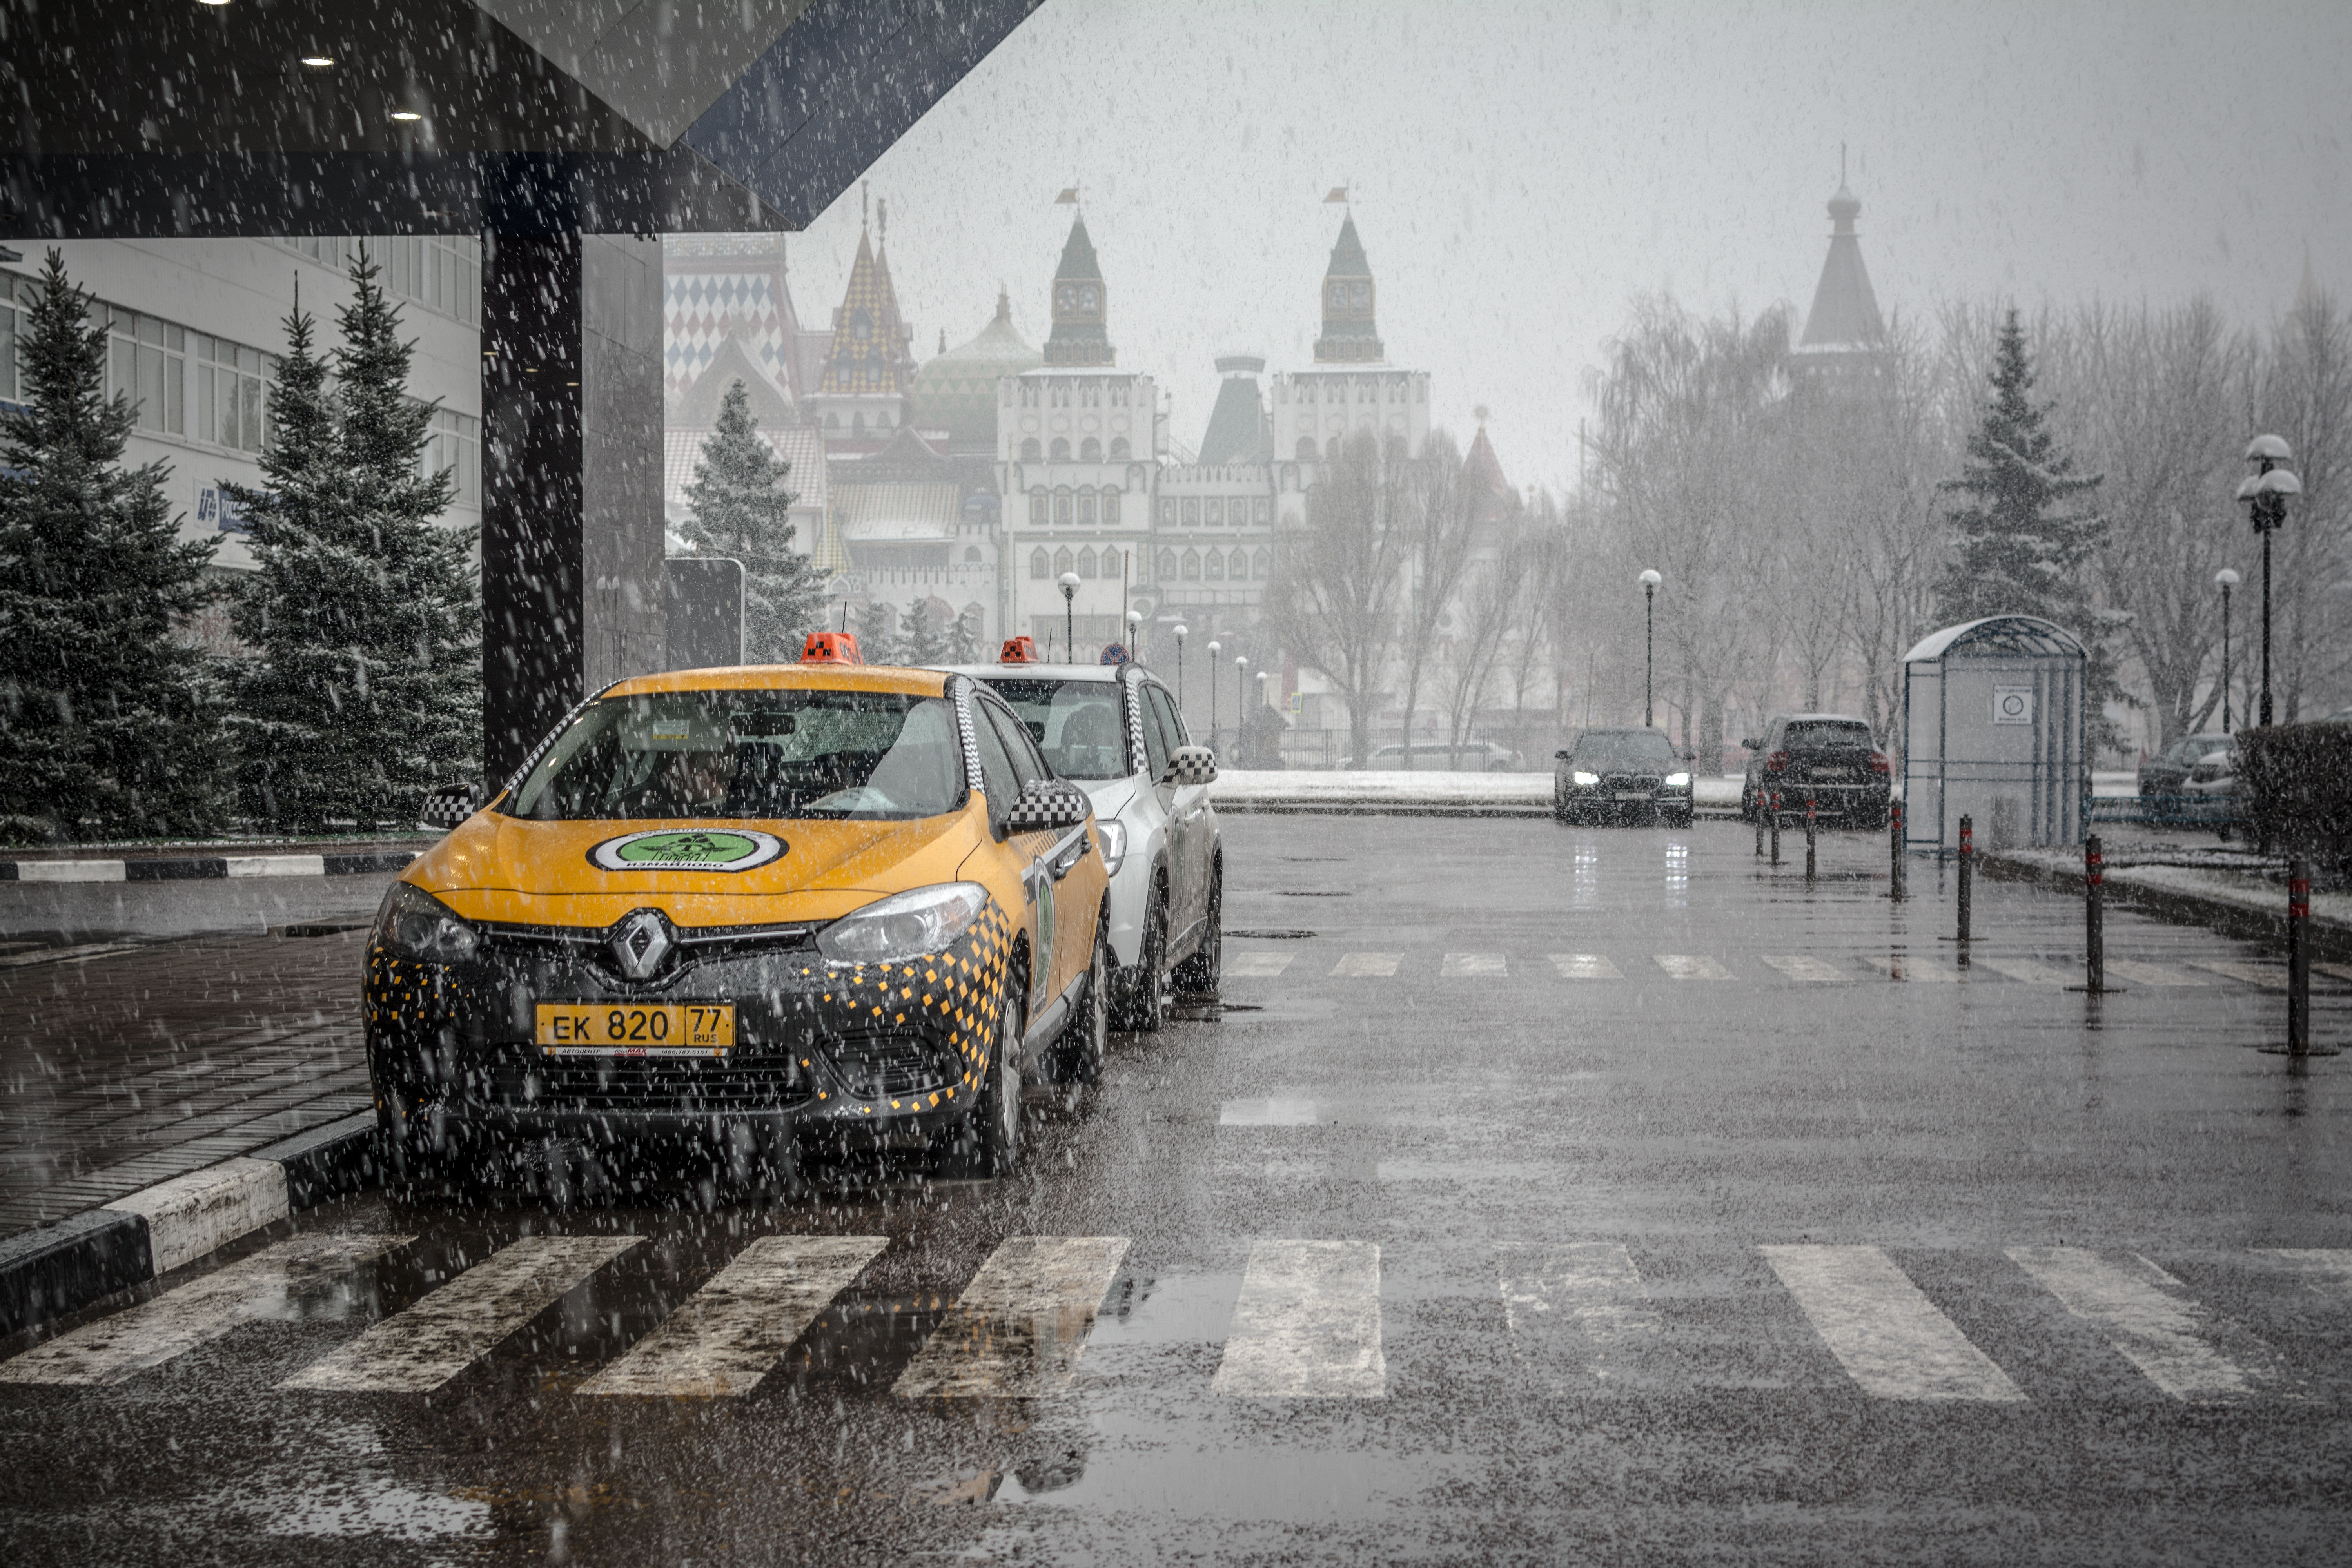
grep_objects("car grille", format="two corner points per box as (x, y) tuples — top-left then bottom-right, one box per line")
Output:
(1601, 774), (1660, 791)
(825, 1035), (953, 1101)
(486, 1054), (808, 1112)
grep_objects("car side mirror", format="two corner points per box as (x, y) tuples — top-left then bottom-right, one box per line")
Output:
(1684, 751), (1698, 763)
(1739, 737), (1759, 752)
(419, 781), (485, 830)
(1006, 777), (1092, 835)
(1163, 744), (1218, 788)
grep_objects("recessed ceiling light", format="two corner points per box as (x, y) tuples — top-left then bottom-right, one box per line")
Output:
(390, 110), (422, 122)
(300, 55), (334, 67)
(197, 1), (230, 7)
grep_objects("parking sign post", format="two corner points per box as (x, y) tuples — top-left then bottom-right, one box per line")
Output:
(1804, 794), (1817, 881)
(2288, 856), (2310, 1056)
(1769, 791), (1782, 866)
(1956, 813), (1973, 944)
(1889, 801), (1906, 900)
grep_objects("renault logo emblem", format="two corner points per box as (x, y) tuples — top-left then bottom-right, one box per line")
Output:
(610, 910), (675, 981)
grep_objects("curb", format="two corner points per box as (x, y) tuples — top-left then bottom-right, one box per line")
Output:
(0, 851), (419, 885)
(1979, 850), (2352, 960)
(0, 1112), (380, 1339)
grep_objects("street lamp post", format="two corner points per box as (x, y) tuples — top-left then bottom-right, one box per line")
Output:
(1235, 656), (1249, 766)
(1173, 624), (1188, 712)
(1256, 670), (1271, 761)
(1126, 608), (1143, 664)
(1638, 568), (1662, 729)
(1058, 570), (1081, 664)
(2235, 437), (2301, 727)
(1207, 640), (1222, 754)
(2215, 567), (2241, 734)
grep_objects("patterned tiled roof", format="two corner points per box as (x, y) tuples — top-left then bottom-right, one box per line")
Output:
(664, 234), (809, 412)
(819, 230), (918, 397)
(835, 482), (962, 539)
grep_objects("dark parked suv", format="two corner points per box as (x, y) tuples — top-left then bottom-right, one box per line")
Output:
(1740, 714), (1890, 827)
(1555, 728), (1695, 827)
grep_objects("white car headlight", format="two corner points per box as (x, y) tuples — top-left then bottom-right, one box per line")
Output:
(1094, 819), (1127, 877)
(1571, 770), (1600, 787)
(373, 881), (480, 962)
(818, 883), (990, 966)
(1664, 772), (1691, 787)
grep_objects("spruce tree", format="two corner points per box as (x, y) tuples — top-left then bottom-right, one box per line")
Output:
(897, 599), (945, 666)
(855, 599), (900, 665)
(679, 380), (826, 660)
(225, 250), (481, 830)
(944, 606), (982, 664)
(0, 250), (224, 842)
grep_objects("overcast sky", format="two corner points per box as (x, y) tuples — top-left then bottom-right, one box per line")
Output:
(779, 0), (2349, 493)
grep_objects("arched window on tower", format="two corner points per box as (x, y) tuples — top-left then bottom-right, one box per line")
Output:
(1051, 437), (1070, 461)
(1080, 437), (1101, 462)
(1078, 548), (1098, 579)
(1051, 383), (1070, 408)
(1077, 489), (1097, 526)
(1252, 548), (1271, 580)
(1111, 437), (1131, 460)
(1029, 488), (1048, 525)
(1020, 381), (1040, 408)
(1030, 548), (1049, 580)
(1102, 490), (1120, 527)
(1080, 382), (1100, 407)
(852, 412), (866, 436)
(825, 412), (840, 430)
(1229, 548), (1249, 581)
(1156, 549), (1177, 579)
(1109, 381), (1130, 407)
(1204, 550), (1224, 582)
(965, 545), (984, 563)
(1181, 548), (1201, 581)
(1021, 437), (1042, 461)
(1054, 546), (1075, 577)
(1054, 488), (1074, 525)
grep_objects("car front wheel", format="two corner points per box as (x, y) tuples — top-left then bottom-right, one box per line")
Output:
(938, 982), (1025, 1177)
(1171, 861), (1221, 1000)
(1113, 881), (1169, 1033)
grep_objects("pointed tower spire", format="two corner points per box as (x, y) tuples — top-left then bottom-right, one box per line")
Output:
(1314, 213), (1383, 363)
(1044, 214), (1114, 367)
(1795, 161), (1887, 388)
(818, 223), (917, 401)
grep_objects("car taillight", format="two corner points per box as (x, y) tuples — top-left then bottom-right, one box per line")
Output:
(1766, 750), (1788, 772)
(1868, 752), (1890, 774)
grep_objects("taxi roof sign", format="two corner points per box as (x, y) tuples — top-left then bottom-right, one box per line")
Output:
(998, 635), (1040, 664)
(800, 630), (862, 664)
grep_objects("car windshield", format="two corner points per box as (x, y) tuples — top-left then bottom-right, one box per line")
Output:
(1572, 731), (1677, 768)
(977, 679), (1128, 780)
(505, 689), (965, 822)
(1783, 721), (1873, 748)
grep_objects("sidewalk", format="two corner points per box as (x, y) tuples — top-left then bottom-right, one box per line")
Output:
(0, 928), (373, 1237)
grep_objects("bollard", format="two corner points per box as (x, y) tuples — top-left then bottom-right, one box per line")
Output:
(1956, 813), (1973, 944)
(1756, 794), (1766, 857)
(1769, 791), (1782, 865)
(2085, 834), (2105, 992)
(1889, 801), (1906, 900)
(1805, 794), (1818, 881)
(2288, 855), (2310, 1056)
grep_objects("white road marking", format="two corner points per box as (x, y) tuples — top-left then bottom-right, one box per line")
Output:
(1497, 1242), (1659, 1384)
(2187, 960), (2287, 989)
(226, 854), (327, 878)
(1861, 954), (1962, 982)
(1653, 954), (1733, 980)
(1976, 957), (2078, 985)
(1331, 952), (1401, 977)
(0, 941), (141, 969)
(1212, 1239), (1385, 1399)
(279, 1234), (639, 1393)
(2005, 1246), (2299, 1402)
(0, 1233), (412, 1386)
(1441, 953), (1507, 977)
(1760, 955), (1849, 983)
(13, 860), (126, 884)
(894, 1236), (1131, 1398)
(2315, 962), (2352, 985)
(1225, 951), (1295, 977)
(1219, 1098), (1325, 1126)
(2255, 1249), (2352, 1302)
(2101, 959), (2210, 987)
(579, 1235), (886, 1398)
(1548, 953), (1623, 980)
(1760, 1245), (2024, 1402)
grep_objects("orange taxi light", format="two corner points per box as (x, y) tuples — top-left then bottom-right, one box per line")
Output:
(998, 635), (1039, 664)
(801, 631), (862, 664)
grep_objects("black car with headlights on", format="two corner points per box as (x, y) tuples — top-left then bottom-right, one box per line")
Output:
(1553, 728), (1695, 826)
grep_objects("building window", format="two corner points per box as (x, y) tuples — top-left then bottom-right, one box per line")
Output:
(1054, 546), (1075, 576)
(1253, 548), (1271, 579)
(1022, 437), (1042, 461)
(1300, 383), (1316, 405)
(105, 308), (187, 437)
(1080, 381), (1100, 407)
(422, 408), (481, 507)
(0, 274), (20, 403)
(877, 412), (893, 432)
(1181, 549), (1200, 581)
(1102, 490), (1120, 527)
(1051, 383), (1070, 408)
(1110, 437), (1130, 460)
(965, 545), (983, 563)
(1054, 488), (1074, 525)
(1051, 437), (1070, 461)
(1078, 489), (1097, 526)
(1109, 381), (1129, 407)
(1253, 496), (1271, 524)
(1296, 437), (1317, 461)
(1030, 487), (1049, 524)
(825, 412), (840, 429)
(1205, 498), (1223, 526)
(379, 235), (481, 327)
(1078, 547), (1098, 579)
(1204, 549), (1223, 582)
(1156, 548), (1177, 579)
(1030, 548), (1049, 580)
(1020, 381), (1040, 408)
(1230, 548), (1249, 580)
(1080, 436), (1101, 462)
(1158, 498), (1176, 526)
(1181, 497), (1200, 526)
(192, 332), (276, 451)
(852, 412), (866, 436)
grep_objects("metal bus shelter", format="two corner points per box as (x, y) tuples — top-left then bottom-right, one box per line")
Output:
(1902, 615), (2088, 853)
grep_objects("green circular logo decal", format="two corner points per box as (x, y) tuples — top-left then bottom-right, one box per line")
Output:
(589, 828), (786, 873)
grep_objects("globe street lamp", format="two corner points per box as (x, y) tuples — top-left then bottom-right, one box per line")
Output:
(1207, 640), (1222, 753)
(1256, 670), (1271, 762)
(1173, 623), (1189, 711)
(1126, 608), (1143, 664)
(1235, 655), (1249, 766)
(1058, 570), (1081, 663)
(1637, 568), (1662, 729)
(2234, 437), (2301, 727)
(2215, 567), (2241, 734)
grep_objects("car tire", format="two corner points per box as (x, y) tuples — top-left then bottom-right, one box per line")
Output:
(1171, 860), (1222, 1001)
(1051, 909), (1110, 1087)
(1112, 880), (1169, 1033)
(938, 980), (1025, 1178)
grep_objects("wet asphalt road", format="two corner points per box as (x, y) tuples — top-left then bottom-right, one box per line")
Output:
(4, 817), (2349, 1566)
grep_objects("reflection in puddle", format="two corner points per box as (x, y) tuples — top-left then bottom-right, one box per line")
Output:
(1665, 841), (1690, 906)
(1573, 842), (1600, 909)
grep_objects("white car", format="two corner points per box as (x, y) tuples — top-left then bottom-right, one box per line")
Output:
(948, 656), (1222, 1030)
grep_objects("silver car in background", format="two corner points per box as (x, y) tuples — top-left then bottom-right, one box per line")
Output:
(949, 660), (1223, 1030)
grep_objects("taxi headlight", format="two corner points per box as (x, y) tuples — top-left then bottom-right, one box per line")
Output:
(374, 881), (480, 963)
(1095, 820), (1128, 877)
(1665, 771), (1691, 788)
(1571, 770), (1601, 787)
(818, 882), (990, 966)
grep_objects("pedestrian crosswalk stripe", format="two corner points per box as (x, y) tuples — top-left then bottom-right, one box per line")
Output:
(1861, 955), (1962, 982)
(1653, 954), (1733, 980)
(0, 1233), (412, 1387)
(2256, 1249), (2352, 1301)
(1548, 953), (1623, 980)
(278, 1234), (639, 1394)
(1219, 1098), (1325, 1126)
(1332, 952), (1401, 977)
(1212, 1239), (1385, 1399)
(1441, 953), (1506, 977)
(2102, 959), (2209, 987)
(1760, 955), (1848, 983)
(894, 1236), (1131, 1399)
(1226, 951), (1295, 978)
(2005, 1246), (2299, 1402)
(1976, 957), (2078, 985)
(1498, 1242), (1658, 1385)
(2187, 960), (2287, 989)
(1760, 1245), (2024, 1403)
(579, 1235), (886, 1399)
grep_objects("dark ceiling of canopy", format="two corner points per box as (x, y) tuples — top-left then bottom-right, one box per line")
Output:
(0, 0), (1041, 237)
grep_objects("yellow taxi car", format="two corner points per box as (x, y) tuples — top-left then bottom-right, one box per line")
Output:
(368, 653), (1111, 1189)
